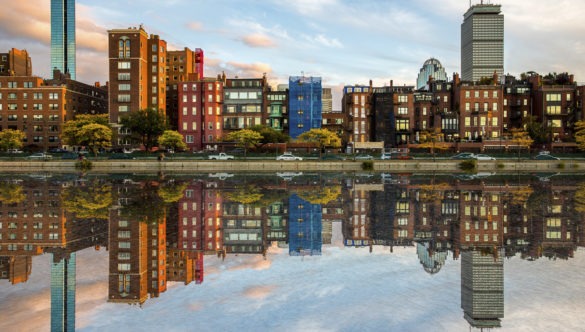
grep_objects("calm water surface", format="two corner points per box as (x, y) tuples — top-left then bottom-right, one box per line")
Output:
(1, 171), (584, 331)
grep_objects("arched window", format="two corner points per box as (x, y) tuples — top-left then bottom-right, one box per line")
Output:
(118, 37), (130, 58)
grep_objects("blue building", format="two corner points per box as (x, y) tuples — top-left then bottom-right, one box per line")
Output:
(288, 194), (322, 256)
(51, 0), (76, 79)
(288, 76), (322, 138)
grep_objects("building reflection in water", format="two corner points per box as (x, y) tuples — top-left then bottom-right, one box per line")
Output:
(0, 172), (584, 329)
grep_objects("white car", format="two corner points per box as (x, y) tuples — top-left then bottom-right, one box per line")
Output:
(27, 153), (53, 160)
(474, 154), (496, 160)
(276, 153), (303, 161)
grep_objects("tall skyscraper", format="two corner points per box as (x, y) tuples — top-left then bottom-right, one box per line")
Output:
(51, 0), (76, 80)
(51, 254), (76, 332)
(461, 2), (504, 82)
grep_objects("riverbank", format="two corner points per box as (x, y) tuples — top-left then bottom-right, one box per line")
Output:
(0, 159), (580, 173)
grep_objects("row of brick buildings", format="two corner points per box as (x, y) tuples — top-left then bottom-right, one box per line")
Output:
(2, 24), (585, 153)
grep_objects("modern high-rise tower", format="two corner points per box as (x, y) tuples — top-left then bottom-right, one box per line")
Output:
(51, 0), (76, 80)
(461, 2), (503, 82)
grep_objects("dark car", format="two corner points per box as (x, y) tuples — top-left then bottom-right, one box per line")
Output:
(109, 153), (136, 160)
(534, 153), (560, 160)
(321, 154), (346, 160)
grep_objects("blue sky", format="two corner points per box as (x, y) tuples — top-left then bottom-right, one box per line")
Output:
(1, 0), (585, 107)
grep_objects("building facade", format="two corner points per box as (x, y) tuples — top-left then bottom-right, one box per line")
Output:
(0, 48), (32, 77)
(288, 76), (322, 139)
(51, 0), (76, 79)
(461, 3), (504, 82)
(166, 48), (204, 130)
(0, 70), (107, 151)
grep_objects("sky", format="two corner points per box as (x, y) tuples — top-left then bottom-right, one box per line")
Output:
(1, 0), (585, 109)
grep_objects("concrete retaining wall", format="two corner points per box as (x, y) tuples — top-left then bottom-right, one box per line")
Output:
(0, 159), (579, 173)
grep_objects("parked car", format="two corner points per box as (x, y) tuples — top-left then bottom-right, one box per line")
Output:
(276, 152), (303, 161)
(534, 153), (560, 160)
(380, 153), (392, 160)
(382, 152), (412, 160)
(26, 153), (53, 160)
(7, 149), (24, 154)
(109, 153), (136, 160)
(450, 152), (476, 160)
(208, 153), (235, 160)
(354, 154), (373, 160)
(474, 154), (496, 160)
(321, 154), (346, 160)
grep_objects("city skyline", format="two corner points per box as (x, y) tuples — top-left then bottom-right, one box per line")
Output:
(1, 1), (585, 105)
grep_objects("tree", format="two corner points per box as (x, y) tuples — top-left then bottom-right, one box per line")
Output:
(510, 128), (534, 160)
(418, 128), (449, 161)
(224, 129), (263, 158)
(120, 108), (168, 152)
(524, 115), (547, 144)
(0, 182), (26, 204)
(296, 128), (341, 159)
(575, 121), (585, 151)
(0, 129), (25, 152)
(295, 186), (341, 205)
(158, 130), (187, 152)
(61, 181), (113, 219)
(61, 114), (112, 155)
(249, 125), (290, 145)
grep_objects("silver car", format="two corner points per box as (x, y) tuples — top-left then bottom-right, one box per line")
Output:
(276, 153), (303, 161)
(474, 154), (496, 160)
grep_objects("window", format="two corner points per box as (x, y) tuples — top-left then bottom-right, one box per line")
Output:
(119, 241), (131, 249)
(118, 263), (131, 271)
(118, 61), (131, 69)
(118, 94), (131, 102)
(546, 93), (561, 102)
(398, 95), (408, 103)
(119, 38), (131, 58)
(119, 84), (130, 91)
(118, 73), (130, 80)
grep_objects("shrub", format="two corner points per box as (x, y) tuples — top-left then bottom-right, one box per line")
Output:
(361, 160), (374, 170)
(458, 159), (477, 171)
(75, 159), (93, 170)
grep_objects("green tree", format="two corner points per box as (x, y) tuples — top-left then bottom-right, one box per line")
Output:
(0, 129), (25, 152)
(249, 125), (290, 145)
(418, 128), (449, 161)
(575, 120), (585, 151)
(120, 108), (168, 152)
(296, 128), (341, 159)
(61, 114), (112, 155)
(510, 128), (534, 160)
(225, 185), (263, 204)
(158, 130), (188, 152)
(224, 129), (263, 158)
(0, 182), (26, 204)
(61, 181), (113, 219)
(524, 115), (547, 144)
(295, 186), (341, 205)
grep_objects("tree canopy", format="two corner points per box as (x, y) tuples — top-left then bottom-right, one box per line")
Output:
(510, 128), (534, 159)
(296, 128), (341, 158)
(61, 181), (113, 219)
(417, 128), (449, 161)
(61, 114), (112, 155)
(575, 121), (585, 151)
(120, 108), (168, 152)
(224, 129), (263, 157)
(249, 125), (290, 145)
(158, 130), (188, 152)
(0, 129), (25, 151)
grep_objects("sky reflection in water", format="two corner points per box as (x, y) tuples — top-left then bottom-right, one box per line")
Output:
(1, 171), (584, 331)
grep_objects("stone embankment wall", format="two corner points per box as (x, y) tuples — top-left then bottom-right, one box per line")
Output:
(0, 160), (580, 173)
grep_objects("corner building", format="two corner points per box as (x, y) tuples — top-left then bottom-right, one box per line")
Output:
(108, 26), (167, 146)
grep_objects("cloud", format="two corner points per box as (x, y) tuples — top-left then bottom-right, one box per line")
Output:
(205, 58), (273, 79)
(0, 0), (50, 44)
(240, 34), (277, 48)
(302, 34), (343, 48)
(242, 285), (277, 299)
(186, 21), (204, 31)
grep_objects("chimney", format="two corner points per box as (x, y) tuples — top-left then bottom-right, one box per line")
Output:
(390, 80), (393, 87)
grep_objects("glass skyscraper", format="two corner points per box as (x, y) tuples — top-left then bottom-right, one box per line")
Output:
(416, 58), (448, 90)
(51, 0), (76, 80)
(461, 3), (504, 82)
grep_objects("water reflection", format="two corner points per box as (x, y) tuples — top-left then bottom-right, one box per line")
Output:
(1, 171), (584, 330)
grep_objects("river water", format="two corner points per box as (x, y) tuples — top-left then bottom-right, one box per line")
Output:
(1, 171), (584, 331)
